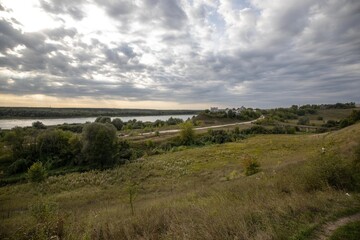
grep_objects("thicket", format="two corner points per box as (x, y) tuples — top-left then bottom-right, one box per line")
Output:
(202, 108), (261, 121)
(1, 124), (134, 179)
(321, 110), (360, 129)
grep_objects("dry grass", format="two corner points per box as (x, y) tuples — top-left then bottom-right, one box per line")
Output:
(1, 124), (360, 239)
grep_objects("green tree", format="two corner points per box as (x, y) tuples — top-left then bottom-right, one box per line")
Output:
(95, 116), (111, 124)
(37, 129), (73, 166)
(4, 127), (25, 160)
(179, 121), (195, 145)
(32, 121), (46, 129)
(111, 118), (123, 130)
(27, 162), (47, 183)
(82, 123), (117, 168)
(297, 116), (310, 125)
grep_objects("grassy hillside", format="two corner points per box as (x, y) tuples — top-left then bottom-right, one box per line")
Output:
(1, 124), (360, 239)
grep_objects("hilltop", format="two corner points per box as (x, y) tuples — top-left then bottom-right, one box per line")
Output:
(0, 121), (359, 239)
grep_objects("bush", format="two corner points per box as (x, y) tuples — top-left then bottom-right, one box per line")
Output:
(179, 122), (195, 145)
(27, 162), (47, 183)
(27, 200), (64, 239)
(242, 156), (260, 176)
(57, 124), (83, 133)
(32, 121), (46, 129)
(95, 116), (111, 123)
(241, 125), (269, 134)
(6, 158), (32, 175)
(297, 117), (310, 125)
(82, 122), (117, 168)
(112, 118), (123, 130)
(303, 155), (354, 191)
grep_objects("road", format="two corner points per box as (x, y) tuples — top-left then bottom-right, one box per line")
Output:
(124, 116), (264, 137)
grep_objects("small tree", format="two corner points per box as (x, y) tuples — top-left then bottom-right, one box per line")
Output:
(179, 121), (195, 145)
(32, 121), (46, 129)
(112, 118), (123, 130)
(242, 156), (260, 176)
(297, 117), (310, 125)
(27, 162), (47, 183)
(95, 116), (111, 124)
(82, 122), (117, 168)
(126, 182), (138, 215)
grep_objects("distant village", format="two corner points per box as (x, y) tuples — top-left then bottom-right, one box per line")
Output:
(209, 106), (249, 115)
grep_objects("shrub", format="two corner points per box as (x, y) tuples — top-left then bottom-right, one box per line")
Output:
(112, 118), (123, 130)
(27, 200), (64, 239)
(242, 156), (260, 176)
(82, 122), (117, 168)
(297, 117), (310, 125)
(241, 125), (269, 134)
(303, 155), (354, 191)
(27, 162), (47, 183)
(322, 120), (339, 128)
(179, 121), (195, 145)
(6, 158), (32, 175)
(95, 116), (111, 123)
(57, 124), (83, 133)
(32, 121), (46, 129)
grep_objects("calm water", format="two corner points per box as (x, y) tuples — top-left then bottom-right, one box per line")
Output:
(0, 115), (195, 130)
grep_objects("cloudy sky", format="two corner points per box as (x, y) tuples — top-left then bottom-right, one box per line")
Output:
(0, 0), (359, 109)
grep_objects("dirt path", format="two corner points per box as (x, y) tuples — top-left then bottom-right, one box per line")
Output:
(122, 116), (264, 137)
(315, 212), (360, 239)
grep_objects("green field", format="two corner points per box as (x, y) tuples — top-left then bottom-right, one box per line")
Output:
(286, 107), (360, 126)
(1, 122), (360, 239)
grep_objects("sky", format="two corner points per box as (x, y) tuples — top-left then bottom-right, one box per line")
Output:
(0, 0), (359, 109)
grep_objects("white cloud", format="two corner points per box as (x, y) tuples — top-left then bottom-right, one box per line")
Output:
(0, 0), (359, 108)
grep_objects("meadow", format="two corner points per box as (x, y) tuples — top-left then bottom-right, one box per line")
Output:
(1, 121), (359, 239)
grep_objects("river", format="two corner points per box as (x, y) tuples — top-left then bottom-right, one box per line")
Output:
(0, 115), (195, 130)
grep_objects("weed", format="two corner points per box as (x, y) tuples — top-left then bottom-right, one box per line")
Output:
(242, 155), (261, 176)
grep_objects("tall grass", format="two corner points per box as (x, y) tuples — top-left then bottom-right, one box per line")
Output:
(1, 124), (360, 239)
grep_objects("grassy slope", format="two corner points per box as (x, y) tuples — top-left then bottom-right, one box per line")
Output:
(287, 107), (360, 126)
(1, 124), (360, 239)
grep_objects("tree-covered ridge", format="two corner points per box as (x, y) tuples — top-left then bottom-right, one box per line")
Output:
(0, 107), (200, 119)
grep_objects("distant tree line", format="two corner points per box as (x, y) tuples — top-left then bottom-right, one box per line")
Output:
(321, 110), (360, 130)
(95, 116), (186, 131)
(0, 107), (199, 119)
(202, 108), (262, 121)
